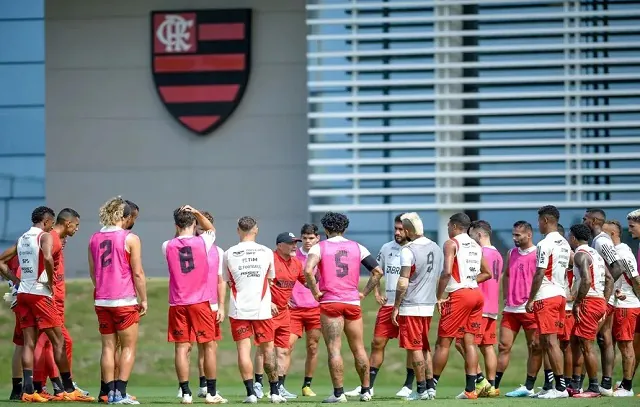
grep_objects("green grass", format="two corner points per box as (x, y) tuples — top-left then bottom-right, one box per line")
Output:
(0, 280), (634, 405)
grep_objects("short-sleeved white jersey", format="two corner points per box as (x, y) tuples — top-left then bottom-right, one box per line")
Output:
(592, 232), (621, 267)
(613, 243), (640, 308)
(377, 240), (403, 306)
(445, 233), (482, 293)
(223, 241), (275, 320)
(573, 244), (607, 299)
(534, 231), (571, 301)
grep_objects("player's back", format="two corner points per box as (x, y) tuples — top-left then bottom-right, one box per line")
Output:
(316, 237), (361, 303)
(165, 236), (210, 306)
(505, 247), (537, 310)
(90, 227), (136, 301)
(446, 233), (482, 292)
(480, 246), (502, 315)
(225, 241), (274, 320)
(401, 237), (443, 311)
(613, 243), (640, 308)
(591, 231), (620, 266)
(17, 226), (50, 296)
(574, 244), (606, 298)
(534, 231), (571, 300)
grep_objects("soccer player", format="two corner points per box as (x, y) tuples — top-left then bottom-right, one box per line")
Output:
(524, 205), (571, 399)
(391, 212), (443, 400)
(566, 224), (612, 398)
(602, 220), (640, 397)
(303, 212), (383, 403)
(432, 212), (491, 400)
(287, 224), (321, 397)
(583, 208), (630, 395)
(13, 206), (83, 402)
(346, 214), (415, 398)
(123, 200), (139, 230)
(253, 232), (306, 400)
(163, 206), (226, 404)
(464, 220), (502, 397)
(90, 197), (148, 404)
(224, 216), (286, 404)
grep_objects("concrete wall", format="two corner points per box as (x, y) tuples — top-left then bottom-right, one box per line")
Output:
(45, 0), (308, 276)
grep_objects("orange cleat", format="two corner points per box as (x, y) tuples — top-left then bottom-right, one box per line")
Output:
(98, 395), (108, 403)
(21, 392), (49, 403)
(62, 389), (96, 402)
(39, 391), (55, 401)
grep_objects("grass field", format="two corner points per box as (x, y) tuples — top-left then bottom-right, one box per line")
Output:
(0, 279), (635, 406)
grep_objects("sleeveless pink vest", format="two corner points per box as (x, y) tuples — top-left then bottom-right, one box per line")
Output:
(166, 236), (210, 306)
(506, 248), (537, 308)
(479, 247), (502, 315)
(317, 240), (361, 303)
(90, 229), (136, 301)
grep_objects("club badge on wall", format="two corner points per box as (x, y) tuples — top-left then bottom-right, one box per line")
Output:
(151, 9), (252, 136)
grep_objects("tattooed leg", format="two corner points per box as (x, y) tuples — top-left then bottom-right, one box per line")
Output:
(424, 349), (433, 379)
(344, 317), (370, 388)
(321, 314), (345, 388)
(410, 350), (426, 383)
(259, 341), (278, 383)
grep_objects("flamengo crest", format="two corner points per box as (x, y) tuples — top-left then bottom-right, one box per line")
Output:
(151, 9), (252, 135)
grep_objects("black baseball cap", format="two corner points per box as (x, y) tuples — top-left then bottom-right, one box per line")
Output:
(276, 232), (301, 244)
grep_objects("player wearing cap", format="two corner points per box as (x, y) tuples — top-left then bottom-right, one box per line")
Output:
(224, 217), (286, 404)
(253, 232), (306, 400)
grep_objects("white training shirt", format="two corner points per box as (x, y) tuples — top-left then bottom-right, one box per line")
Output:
(17, 227), (51, 297)
(445, 233), (482, 293)
(613, 243), (640, 309)
(377, 240), (404, 307)
(399, 236), (442, 317)
(223, 241), (275, 320)
(592, 232), (622, 267)
(534, 231), (571, 301)
(573, 244), (607, 299)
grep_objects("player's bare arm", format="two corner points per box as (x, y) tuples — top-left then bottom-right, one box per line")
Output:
(0, 260), (19, 285)
(477, 256), (492, 283)
(603, 268), (614, 304)
(391, 265), (411, 325)
(0, 244), (17, 263)
(88, 244), (96, 287)
(40, 232), (55, 293)
(304, 253), (322, 299)
(436, 239), (456, 310)
(128, 234), (148, 316)
(183, 205), (214, 232)
(501, 249), (512, 304)
(572, 251), (592, 321)
(217, 277), (226, 323)
(525, 269), (546, 313)
(360, 261), (383, 298)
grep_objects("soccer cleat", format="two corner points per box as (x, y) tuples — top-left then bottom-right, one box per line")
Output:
(270, 393), (287, 404)
(21, 392), (49, 403)
(405, 390), (431, 401)
(455, 391), (478, 399)
(359, 391), (372, 402)
(344, 386), (361, 397)
(38, 391), (55, 401)
(113, 395), (140, 405)
(506, 385), (534, 397)
(395, 386), (412, 398)
(538, 389), (569, 399)
(205, 393), (228, 404)
(475, 378), (491, 397)
(243, 395), (258, 404)
(301, 386), (316, 397)
(279, 385), (297, 399)
(573, 390), (600, 398)
(614, 381), (622, 391)
(99, 395), (109, 403)
(198, 387), (207, 398)
(181, 394), (193, 404)
(73, 382), (90, 397)
(427, 389), (436, 399)
(254, 383), (264, 399)
(63, 389), (95, 402)
(613, 389), (634, 397)
(598, 386), (614, 397)
(177, 388), (183, 398)
(322, 394), (347, 403)
(530, 389), (548, 398)
(486, 386), (500, 397)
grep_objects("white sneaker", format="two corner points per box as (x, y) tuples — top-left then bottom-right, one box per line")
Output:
(344, 387), (361, 397)
(599, 386), (614, 397)
(197, 387), (207, 398)
(206, 393), (228, 404)
(322, 394), (347, 403)
(359, 391), (372, 402)
(254, 383), (264, 399)
(530, 388), (548, 398)
(181, 394), (193, 404)
(114, 396), (140, 405)
(405, 390), (431, 401)
(177, 388), (183, 398)
(395, 386), (412, 398)
(243, 395), (258, 404)
(270, 393), (287, 404)
(427, 389), (436, 400)
(279, 385), (297, 399)
(613, 388), (634, 397)
(614, 381), (622, 391)
(538, 389), (568, 399)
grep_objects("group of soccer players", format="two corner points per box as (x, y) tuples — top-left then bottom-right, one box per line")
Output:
(2, 197), (640, 403)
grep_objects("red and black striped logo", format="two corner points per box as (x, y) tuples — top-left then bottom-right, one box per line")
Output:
(151, 9), (251, 135)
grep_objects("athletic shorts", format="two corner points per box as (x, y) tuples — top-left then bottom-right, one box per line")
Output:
(438, 288), (484, 339)
(320, 303), (362, 321)
(13, 311), (24, 346)
(374, 306), (399, 339)
(168, 302), (216, 343)
(613, 307), (640, 342)
(398, 315), (431, 351)
(290, 307), (321, 338)
(532, 295), (565, 335)
(95, 305), (140, 335)
(475, 317), (497, 345)
(255, 308), (290, 349)
(209, 304), (223, 341)
(230, 318), (274, 344)
(573, 297), (606, 341)
(559, 312), (575, 342)
(606, 303), (616, 317)
(16, 293), (62, 330)
(501, 311), (538, 333)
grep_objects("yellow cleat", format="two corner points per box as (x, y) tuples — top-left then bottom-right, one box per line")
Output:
(476, 378), (491, 397)
(486, 386), (500, 397)
(301, 386), (316, 397)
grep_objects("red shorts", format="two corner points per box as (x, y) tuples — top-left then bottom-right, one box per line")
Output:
(573, 297), (606, 340)
(438, 288), (484, 339)
(13, 311), (24, 346)
(320, 303), (362, 321)
(398, 315), (431, 351)
(168, 302), (217, 343)
(16, 293), (62, 330)
(613, 307), (640, 342)
(374, 306), (399, 339)
(532, 295), (565, 335)
(501, 311), (538, 333)
(606, 303), (616, 317)
(230, 317), (274, 344)
(257, 308), (290, 349)
(559, 311), (575, 342)
(475, 317), (497, 345)
(636, 315), (640, 334)
(95, 305), (140, 335)
(290, 307), (321, 338)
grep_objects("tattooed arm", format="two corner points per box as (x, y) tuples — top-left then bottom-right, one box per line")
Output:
(304, 253), (322, 300)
